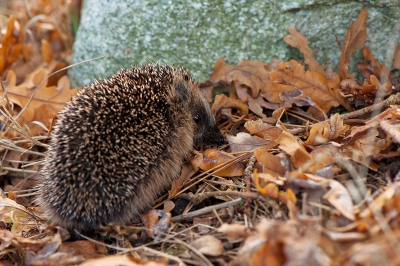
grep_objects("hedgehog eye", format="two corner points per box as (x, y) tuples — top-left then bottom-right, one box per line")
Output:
(193, 114), (200, 123)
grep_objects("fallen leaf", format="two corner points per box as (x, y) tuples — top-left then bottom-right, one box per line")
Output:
(357, 46), (390, 81)
(2, 68), (73, 136)
(227, 132), (268, 152)
(198, 149), (245, 177)
(394, 43), (400, 69)
(0, 16), (23, 75)
(212, 94), (248, 122)
(359, 181), (399, 219)
(218, 223), (252, 241)
(244, 119), (282, 146)
(380, 111), (400, 143)
(232, 219), (331, 266)
(192, 235), (224, 256)
(41, 39), (52, 64)
(309, 144), (341, 177)
(210, 58), (270, 97)
(236, 85), (280, 122)
(0, 188), (37, 235)
(344, 106), (398, 143)
(271, 87), (328, 121)
(305, 113), (350, 145)
(265, 60), (352, 113)
(253, 170), (279, 198)
(141, 210), (171, 239)
(275, 128), (313, 169)
(193, 217), (213, 234)
(284, 27), (325, 75)
(345, 128), (392, 157)
(338, 9), (368, 80)
(168, 163), (197, 198)
(79, 255), (166, 266)
(292, 172), (355, 220)
(59, 240), (108, 260)
(254, 147), (286, 177)
(340, 74), (392, 107)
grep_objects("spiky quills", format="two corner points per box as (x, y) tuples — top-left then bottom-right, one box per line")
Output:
(37, 64), (204, 231)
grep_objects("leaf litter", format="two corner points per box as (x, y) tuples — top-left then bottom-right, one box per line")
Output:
(1, 4), (400, 266)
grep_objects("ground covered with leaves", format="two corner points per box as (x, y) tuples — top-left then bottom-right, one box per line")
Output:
(1, 2), (400, 266)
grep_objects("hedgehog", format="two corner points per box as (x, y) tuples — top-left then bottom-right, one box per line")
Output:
(36, 64), (224, 232)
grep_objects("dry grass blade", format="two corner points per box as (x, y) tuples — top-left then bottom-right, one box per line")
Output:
(171, 198), (243, 222)
(3, 55), (106, 138)
(173, 152), (252, 198)
(74, 230), (186, 266)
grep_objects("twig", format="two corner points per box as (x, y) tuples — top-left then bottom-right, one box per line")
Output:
(171, 238), (213, 266)
(173, 152), (251, 198)
(244, 154), (256, 216)
(289, 92), (400, 135)
(176, 191), (264, 205)
(171, 198), (243, 223)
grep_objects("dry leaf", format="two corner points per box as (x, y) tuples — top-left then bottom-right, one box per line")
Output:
(380, 110), (400, 143)
(338, 9), (368, 80)
(59, 240), (107, 260)
(284, 27), (325, 75)
(265, 60), (352, 113)
(168, 163), (196, 198)
(275, 129), (313, 169)
(79, 255), (166, 266)
(340, 74), (392, 107)
(41, 39), (53, 64)
(232, 219), (331, 266)
(210, 58), (270, 97)
(254, 147), (286, 177)
(0, 189), (37, 235)
(2, 68), (73, 136)
(345, 128), (392, 157)
(0, 16), (23, 75)
(193, 217), (213, 234)
(198, 149), (245, 177)
(359, 181), (399, 219)
(212, 94), (248, 122)
(271, 87), (328, 121)
(218, 223), (252, 241)
(344, 106), (398, 143)
(309, 144), (341, 177)
(244, 119), (282, 147)
(305, 113), (350, 145)
(293, 173), (355, 220)
(227, 132), (268, 152)
(140, 210), (171, 239)
(192, 235), (224, 256)
(394, 43), (400, 69)
(253, 170), (279, 198)
(236, 85), (279, 122)
(357, 46), (390, 81)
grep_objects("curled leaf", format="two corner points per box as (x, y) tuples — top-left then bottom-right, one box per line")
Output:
(198, 149), (245, 177)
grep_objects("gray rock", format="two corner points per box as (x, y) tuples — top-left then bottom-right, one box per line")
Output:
(68, 0), (400, 88)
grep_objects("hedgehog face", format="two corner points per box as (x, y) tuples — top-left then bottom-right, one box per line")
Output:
(191, 94), (224, 146)
(173, 72), (224, 146)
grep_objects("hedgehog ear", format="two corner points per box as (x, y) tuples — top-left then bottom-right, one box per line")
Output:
(175, 82), (190, 106)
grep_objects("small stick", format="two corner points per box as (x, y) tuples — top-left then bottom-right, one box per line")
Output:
(290, 92), (400, 135)
(171, 198), (243, 223)
(243, 154), (256, 216)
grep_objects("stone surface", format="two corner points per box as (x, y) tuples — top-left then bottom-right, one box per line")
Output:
(68, 0), (400, 88)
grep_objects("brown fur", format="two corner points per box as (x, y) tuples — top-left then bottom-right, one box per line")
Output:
(36, 64), (223, 231)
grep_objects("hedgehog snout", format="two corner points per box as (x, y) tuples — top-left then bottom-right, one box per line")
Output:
(201, 123), (224, 146)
